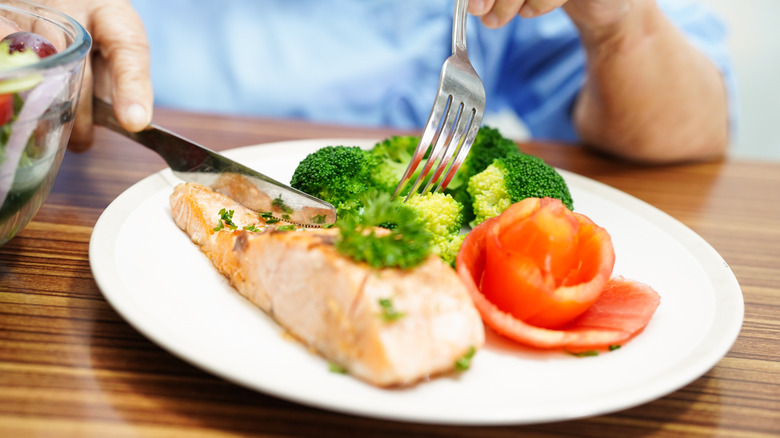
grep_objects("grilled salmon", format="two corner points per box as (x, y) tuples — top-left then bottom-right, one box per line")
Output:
(169, 182), (484, 386)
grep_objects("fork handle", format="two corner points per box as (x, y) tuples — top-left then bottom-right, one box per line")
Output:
(453, 0), (469, 54)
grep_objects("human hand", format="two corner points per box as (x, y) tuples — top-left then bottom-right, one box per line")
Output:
(468, 0), (634, 31)
(33, 0), (153, 151)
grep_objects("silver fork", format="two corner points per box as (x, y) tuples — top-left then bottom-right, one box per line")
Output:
(393, 0), (486, 199)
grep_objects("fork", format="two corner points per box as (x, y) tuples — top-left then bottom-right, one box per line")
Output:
(393, 0), (486, 199)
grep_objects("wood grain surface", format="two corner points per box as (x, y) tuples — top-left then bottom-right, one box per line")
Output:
(0, 107), (778, 437)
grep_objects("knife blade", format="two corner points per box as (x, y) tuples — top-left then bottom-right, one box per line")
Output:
(92, 98), (337, 227)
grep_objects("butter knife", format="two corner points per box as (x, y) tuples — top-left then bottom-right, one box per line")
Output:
(93, 97), (337, 227)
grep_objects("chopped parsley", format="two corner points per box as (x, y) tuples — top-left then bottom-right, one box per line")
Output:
(378, 298), (405, 322)
(335, 192), (432, 269)
(608, 344), (622, 351)
(328, 362), (347, 374)
(213, 208), (237, 232)
(243, 224), (262, 232)
(455, 346), (476, 371)
(272, 195), (294, 214)
(276, 224), (297, 231)
(568, 350), (599, 358)
(260, 212), (280, 224)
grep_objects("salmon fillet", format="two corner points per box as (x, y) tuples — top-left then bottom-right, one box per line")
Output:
(169, 182), (484, 386)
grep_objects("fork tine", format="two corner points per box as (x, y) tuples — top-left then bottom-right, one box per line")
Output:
(422, 101), (470, 194)
(392, 92), (451, 199)
(397, 0), (485, 200)
(434, 106), (483, 192)
(404, 97), (461, 199)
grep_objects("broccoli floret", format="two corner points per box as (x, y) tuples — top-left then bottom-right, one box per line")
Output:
(444, 126), (521, 225)
(290, 145), (376, 218)
(404, 192), (465, 266)
(369, 135), (430, 195)
(336, 191), (432, 269)
(468, 153), (573, 226)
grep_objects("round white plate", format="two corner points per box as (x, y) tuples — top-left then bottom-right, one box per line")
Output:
(89, 139), (743, 425)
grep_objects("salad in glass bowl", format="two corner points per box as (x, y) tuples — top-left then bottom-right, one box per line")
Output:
(0, 0), (90, 245)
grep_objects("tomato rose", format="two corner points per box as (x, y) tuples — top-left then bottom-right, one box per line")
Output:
(457, 197), (660, 351)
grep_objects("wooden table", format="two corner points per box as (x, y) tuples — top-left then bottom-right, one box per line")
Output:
(1, 108), (778, 437)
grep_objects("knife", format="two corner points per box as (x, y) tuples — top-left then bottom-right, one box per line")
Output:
(92, 97), (337, 227)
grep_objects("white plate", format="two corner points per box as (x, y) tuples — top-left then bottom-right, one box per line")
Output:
(89, 139), (743, 425)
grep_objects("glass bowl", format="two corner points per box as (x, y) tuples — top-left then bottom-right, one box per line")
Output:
(0, 0), (90, 245)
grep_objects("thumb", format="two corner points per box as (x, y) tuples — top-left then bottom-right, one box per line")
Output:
(90, 1), (153, 132)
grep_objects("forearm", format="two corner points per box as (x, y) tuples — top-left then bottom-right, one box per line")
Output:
(567, 0), (729, 163)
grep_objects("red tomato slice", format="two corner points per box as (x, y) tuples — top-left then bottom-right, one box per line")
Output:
(456, 198), (660, 351)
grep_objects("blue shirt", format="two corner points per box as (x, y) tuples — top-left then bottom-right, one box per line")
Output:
(130, 0), (734, 142)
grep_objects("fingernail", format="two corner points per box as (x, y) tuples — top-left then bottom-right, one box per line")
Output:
(124, 103), (149, 129)
(470, 0), (486, 15)
(482, 12), (499, 28)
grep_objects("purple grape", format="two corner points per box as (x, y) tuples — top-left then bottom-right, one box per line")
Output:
(2, 31), (57, 58)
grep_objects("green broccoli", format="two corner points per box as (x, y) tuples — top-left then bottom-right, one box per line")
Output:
(404, 192), (465, 266)
(336, 191), (432, 269)
(368, 135), (430, 196)
(467, 153), (573, 227)
(444, 126), (522, 226)
(290, 145), (376, 218)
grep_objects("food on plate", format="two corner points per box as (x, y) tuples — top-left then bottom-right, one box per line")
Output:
(366, 135), (422, 194)
(479, 197), (613, 328)
(457, 197), (660, 352)
(290, 127), (553, 265)
(442, 126), (524, 227)
(289, 129), (657, 353)
(290, 145), (376, 219)
(403, 191), (464, 266)
(209, 172), (337, 225)
(170, 182), (485, 386)
(333, 191), (434, 270)
(467, 153), (573, 227)
(290, 141), (471, 265)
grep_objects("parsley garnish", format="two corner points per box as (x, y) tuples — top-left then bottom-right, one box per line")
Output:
(272, 195), (294, 214)
(455, 346), (476, 371)
(243, 224), (262, 232)
(276, 224), (296, 231)
(378, 298), (405, 322)
(260, 212), (280, 224)
(568, 350), (599, 358)
(328, 362), (347, 374)
(213, 208), (237, 232)
(608, 344), (621, 351)
(335, 192), (432, 269)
